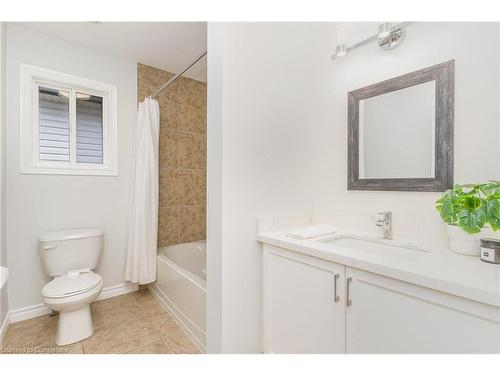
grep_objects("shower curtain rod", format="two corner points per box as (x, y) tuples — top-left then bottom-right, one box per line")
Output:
(148, 50), (207, 100)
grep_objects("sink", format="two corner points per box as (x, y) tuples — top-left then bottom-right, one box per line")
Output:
(319, 233), (430, 260)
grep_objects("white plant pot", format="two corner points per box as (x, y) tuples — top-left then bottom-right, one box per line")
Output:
(446, 225), (483, 256)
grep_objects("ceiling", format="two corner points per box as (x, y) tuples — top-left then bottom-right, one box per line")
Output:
(17, 22), (207, 81)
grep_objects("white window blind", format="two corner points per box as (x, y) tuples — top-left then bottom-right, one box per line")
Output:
(38, 87), (70, 162)
(76, 94), (103, 164)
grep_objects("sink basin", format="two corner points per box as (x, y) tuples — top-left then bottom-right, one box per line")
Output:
(320, 234), (430, 260)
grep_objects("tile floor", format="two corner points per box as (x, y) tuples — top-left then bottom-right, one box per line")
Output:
(0, 289), (200, 354)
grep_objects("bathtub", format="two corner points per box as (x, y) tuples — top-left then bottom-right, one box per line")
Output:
(148, 241), (206, 351)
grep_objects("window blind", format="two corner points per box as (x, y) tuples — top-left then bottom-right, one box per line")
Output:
(38, 87), (70, 162)
(76, 95), (103, 164)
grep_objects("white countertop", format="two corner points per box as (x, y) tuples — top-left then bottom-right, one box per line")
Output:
(257, 230), (500, 308)
(0, 266), (8, 290)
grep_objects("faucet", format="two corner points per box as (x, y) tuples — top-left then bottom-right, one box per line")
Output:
(376, 211), (392, 239)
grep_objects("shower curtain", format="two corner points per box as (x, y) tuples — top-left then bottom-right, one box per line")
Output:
(124, 98), (160, 284)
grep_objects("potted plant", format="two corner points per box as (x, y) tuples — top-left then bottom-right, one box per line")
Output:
(435, 181), (500, 256)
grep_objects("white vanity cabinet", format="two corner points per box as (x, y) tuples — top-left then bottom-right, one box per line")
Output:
(262, 244), (500, 354)
(263, 245), (346, 353)
(345, 267), (500, 353)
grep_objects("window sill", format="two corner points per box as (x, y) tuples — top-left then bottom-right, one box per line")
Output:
(20, 166), (118, 176)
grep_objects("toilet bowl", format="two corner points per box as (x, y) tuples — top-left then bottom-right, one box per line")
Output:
(39, 228), (104, 346)
(42, 271), (103, 345)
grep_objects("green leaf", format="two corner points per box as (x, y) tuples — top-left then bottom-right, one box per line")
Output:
(459, 195), (482, 210)
(480, 182), (500, 196)
(457, 206), (487, 234)
(436, 190), (460, 223)
(486, 198), (500, 231)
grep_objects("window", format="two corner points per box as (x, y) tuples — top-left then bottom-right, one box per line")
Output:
(20, 64), (117, 175)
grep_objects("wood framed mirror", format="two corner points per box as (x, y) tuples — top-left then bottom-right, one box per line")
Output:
(347, 60), (455, 192)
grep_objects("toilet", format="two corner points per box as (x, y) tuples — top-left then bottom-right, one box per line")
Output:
(39, 228), (104, 346)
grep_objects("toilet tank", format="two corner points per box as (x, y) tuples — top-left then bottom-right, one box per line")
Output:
(39, 228), (104, 277)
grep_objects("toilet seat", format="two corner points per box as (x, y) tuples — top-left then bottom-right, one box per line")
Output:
(42, 271), (102, 299)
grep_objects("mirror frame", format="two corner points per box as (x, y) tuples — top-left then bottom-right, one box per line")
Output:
(348, 60), (455, 192)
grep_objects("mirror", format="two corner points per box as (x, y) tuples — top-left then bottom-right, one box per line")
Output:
(348, 60), (454, 191)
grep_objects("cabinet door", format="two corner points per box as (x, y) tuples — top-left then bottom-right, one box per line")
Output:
(346, 267), (500, 353)
(263, 245), (345, 353)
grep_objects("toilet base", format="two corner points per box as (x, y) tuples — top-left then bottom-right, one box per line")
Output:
(55, 305), (94, 346)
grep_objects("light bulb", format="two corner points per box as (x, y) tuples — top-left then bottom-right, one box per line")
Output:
(335, 27), (347, 57)
(378, 22), (392, 39)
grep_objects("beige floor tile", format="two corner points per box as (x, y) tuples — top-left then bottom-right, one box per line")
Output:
(126, 339), (172, 354)
(131, 289), (160, 311)
(141, 304), (181, 336)
(2, 314), (84, 355)
(82, 317), (159, 354)
(162, 332), (199, 354)
(2, 315), (57, 352)
(91, 304), (141, 331)
(2, 290), (199, 355)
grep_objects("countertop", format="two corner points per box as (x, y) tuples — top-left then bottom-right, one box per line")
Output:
(257, 230), (500, 308)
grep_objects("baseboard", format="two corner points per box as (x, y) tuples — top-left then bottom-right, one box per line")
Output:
(9, 304), (51, 323)
(9, 282), (139, 324)
(96, 282), (138, 302)
(0, 311), (10, 346)
(148, 283), (206, 353)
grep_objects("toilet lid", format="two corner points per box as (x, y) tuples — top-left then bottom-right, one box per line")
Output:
(42, 271), (102, 298)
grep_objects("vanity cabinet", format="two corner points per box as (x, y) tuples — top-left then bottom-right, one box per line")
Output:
(345, 267), (500, 353)
(263, 244), (500, 354)
(263, 245), (346, 353)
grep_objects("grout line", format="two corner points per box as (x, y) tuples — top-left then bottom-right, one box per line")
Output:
(125, 338), (164, 354)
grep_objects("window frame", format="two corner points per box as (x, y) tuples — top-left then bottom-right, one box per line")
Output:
(20, 64), (118, 176)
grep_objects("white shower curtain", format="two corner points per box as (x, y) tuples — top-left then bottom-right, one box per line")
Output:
(124, 98), (160, 284)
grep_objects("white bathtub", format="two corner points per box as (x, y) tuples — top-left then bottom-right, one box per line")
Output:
(148, 241), (206, 351)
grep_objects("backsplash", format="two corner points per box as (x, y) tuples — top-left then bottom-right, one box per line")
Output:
(138, 63), (207, 246)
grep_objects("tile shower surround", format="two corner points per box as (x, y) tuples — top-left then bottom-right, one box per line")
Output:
(138, 64), (207, 247)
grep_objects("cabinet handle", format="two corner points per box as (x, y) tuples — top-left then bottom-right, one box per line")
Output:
(346, 277), (352, 307)
(333, 273), (340, 302)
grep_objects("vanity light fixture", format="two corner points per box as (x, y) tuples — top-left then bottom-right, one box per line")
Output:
(335, 27), (347, 57)
(331, 22), (414, 60)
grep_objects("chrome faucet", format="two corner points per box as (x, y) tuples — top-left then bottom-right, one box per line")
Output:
(376, 211), (392, 239)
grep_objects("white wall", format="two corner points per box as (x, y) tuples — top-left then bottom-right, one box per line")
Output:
(5, 24), (137, 310)
(313, 22), (500, 243)
(207, 23), (327, 353)
(207, 22), (500, 353)
(0, 22), (8, 328)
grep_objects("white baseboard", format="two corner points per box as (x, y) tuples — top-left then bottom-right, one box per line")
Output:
(148, 283), (206, 353)
(96, 282), (138, 302)
(8, 282), (139, 324)
(0, 311), (10, 346)
(9, 304), (51, 323)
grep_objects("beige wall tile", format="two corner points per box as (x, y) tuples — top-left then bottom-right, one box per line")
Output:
(158, 206), (178, 246)
(178, 169), (206, 206)
(138, 63), (206, 246)
(159, 168), (178, 207)
(179, 77), (207, 134)
(159, 129), (178, 169)
(179, 205), (206, 243)
(158, 81), (178, 131)
(137, 63), (172, 101)
(178, 132), (206, 170)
